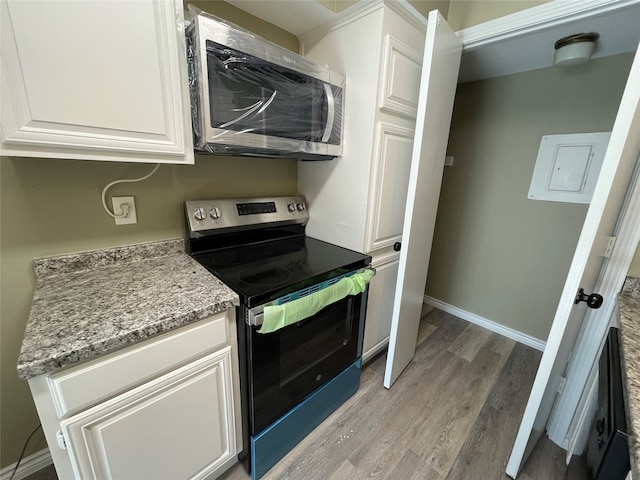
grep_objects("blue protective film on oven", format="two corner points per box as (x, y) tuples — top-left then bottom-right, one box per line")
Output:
(250, 358), (362, 480)
(258, 268), (375, 334)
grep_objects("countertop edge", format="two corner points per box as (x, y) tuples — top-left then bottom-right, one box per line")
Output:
(17, 298), (239, 381)
(617, 276), (640, 478)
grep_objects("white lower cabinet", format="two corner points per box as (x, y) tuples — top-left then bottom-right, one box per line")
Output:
(362, 252), (400, 362)
(62, 349), (235, 480)
(29, 311), (241, 480)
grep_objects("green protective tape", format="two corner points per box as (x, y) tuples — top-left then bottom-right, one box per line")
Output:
(258, 268), (375, 334)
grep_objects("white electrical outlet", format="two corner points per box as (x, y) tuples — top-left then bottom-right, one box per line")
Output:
(112, 196), (137, 225)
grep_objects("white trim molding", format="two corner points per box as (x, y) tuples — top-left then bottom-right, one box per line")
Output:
(424, 295), (546, 352)
(457, 0), (640, 51)
(0, 448), (52, 480)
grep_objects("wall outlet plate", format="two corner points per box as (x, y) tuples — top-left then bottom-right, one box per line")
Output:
(112, 196), (137, 225)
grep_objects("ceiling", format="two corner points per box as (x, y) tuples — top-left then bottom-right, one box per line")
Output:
(225, 0), (640, 82)
(457, 1), (640, 82)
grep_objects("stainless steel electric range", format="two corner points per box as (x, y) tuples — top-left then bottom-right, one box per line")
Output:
(184, 195), (372, 479)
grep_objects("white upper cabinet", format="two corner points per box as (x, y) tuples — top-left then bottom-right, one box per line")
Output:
(0, 0), (194, 164)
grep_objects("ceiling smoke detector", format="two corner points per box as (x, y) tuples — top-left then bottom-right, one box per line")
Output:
(553, 32), (600, 67)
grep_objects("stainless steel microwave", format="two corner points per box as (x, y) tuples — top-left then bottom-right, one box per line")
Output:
(186, 8), (344, 160)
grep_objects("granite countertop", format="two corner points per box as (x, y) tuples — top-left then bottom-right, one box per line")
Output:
(17, 239), (239, 380)
(617, 276), (640, 477)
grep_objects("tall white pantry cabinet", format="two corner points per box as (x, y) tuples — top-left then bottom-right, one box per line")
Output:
(298, 2), (426, 361)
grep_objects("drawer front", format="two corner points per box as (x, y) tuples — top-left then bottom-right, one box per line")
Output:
(48, 312), (230, 418)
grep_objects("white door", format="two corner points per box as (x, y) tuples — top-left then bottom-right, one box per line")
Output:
(506, 46), (640, 478)
(383, 11), (462, 388)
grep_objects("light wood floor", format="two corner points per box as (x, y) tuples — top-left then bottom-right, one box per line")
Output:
(220, 306), (587, 480)
(27, 307), (588, 480)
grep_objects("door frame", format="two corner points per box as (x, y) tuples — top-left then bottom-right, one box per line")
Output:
(547, 151), (640, 454)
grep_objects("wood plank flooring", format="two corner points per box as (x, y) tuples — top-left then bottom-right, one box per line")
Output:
(218, 306), (585, 480)
(27, 306), (587, 480)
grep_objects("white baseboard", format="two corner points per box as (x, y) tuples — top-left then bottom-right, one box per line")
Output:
(0, 448), (52, 480)
(424, 295), (546, 352)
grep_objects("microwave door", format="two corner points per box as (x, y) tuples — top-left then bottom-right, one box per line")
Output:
(205, 41), (330, 143)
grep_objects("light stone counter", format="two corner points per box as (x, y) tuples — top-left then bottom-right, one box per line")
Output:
(17, 239), (239, 380)
(617, 276), (640, 478)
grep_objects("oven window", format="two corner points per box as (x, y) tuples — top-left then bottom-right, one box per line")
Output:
(248, 293), (362, 433)
(278, 299), (353, 387)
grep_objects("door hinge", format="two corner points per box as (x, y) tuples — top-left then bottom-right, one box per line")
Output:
(56, 430), (67, 450)
(604, 236), (617, 258)
(557, 376), (567, 395)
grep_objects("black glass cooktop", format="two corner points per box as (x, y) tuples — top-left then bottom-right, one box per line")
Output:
(192, 236), (370, 307)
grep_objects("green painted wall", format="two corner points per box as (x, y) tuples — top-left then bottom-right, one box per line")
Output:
(0, 0), (298, 469)
(188, 0), (299, 51)
(425, 52), (635, 341)
(447, 0), (551, 31)
(407, 0), (450, 19)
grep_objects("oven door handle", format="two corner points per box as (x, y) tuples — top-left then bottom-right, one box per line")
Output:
(246, 267), (376, 327)
(247, 267), (376, 330)
(248, 309), (265, 327)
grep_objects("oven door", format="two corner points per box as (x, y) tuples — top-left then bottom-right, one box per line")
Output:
(246, 286), (367, 434)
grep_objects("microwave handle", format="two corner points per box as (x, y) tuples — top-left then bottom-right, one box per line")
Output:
(321, 83), (335, 143)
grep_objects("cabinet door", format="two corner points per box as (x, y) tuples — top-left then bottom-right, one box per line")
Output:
(362, 254), (399, 362)
(0, 0), (194, 164)
(366, 122), (414, 252)
(61, 348), (236, 480)
(378, 34), (423, 118)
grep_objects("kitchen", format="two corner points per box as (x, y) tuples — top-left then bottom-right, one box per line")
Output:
(2, 0), (640, 479)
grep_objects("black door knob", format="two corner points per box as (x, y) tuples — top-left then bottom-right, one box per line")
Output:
(393, 242), (401, 252)
(595, 418), (605, 435)
(574, 288), (604, 309)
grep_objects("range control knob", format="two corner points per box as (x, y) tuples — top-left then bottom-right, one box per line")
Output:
(288, 203), (297, 212)
(194, 207), (206, 221)
(296, 202), (306, 211)
(209, 207), (222, 219)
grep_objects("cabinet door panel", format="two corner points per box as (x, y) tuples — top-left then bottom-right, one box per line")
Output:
(62, 348), (236, 480)
(363, 255), (400, 362)
(0, 0), (193, 163)
(366, 123), (414, 251)
(379, 34), (423, 118)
